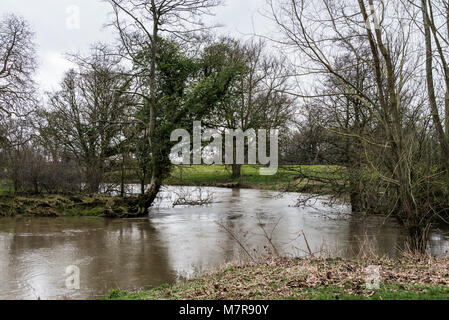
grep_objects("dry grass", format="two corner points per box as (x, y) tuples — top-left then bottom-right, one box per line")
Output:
(106, 256), (449, 300)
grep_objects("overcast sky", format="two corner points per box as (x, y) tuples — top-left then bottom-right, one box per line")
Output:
(1, 0), (271, 94)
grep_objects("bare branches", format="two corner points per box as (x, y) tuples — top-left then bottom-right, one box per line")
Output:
(0, 14), (37, 141)
(268, 0), (449, 252)
(43, 47), (135, 193)
(106, 0), (223, 55)
(172, 187), (215, 207)
(416, 0), (449, 163)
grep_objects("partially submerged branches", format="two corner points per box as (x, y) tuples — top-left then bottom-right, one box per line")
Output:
(269, 0), (449, 252)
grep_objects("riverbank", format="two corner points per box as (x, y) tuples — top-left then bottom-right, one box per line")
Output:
(104, 257), (449, 300)
(0, 194), (143, 218)
(0, 165), (340, 217)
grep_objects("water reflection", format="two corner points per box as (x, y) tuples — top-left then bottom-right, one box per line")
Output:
(0, 186), (448, 300)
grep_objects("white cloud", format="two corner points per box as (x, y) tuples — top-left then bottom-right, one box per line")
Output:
(35, 51), (75, 93)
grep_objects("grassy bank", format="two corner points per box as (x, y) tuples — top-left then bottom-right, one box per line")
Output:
(165, 165), (341, 193)
(104, 257), (449, 300)
(0, 194), (144, 218)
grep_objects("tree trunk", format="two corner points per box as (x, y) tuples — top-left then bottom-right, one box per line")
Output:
(13, 178), (19, 194)
(349, 176), (364, 213)
(445, 91), (449, 141)
(421, 0), (449, 162)
(138, 162), (163, 215)
(445, 5), (449, 141)
(86, 178), (100, 194)
(140, 177), (145, 196)
(147, 1), (158, 148)
(120, 155), (125, 198)
(85, 164), (102, 194)
(232, 164), (242, 179)
(230, 136), (242, 179)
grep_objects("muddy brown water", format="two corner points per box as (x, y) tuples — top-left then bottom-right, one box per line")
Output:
(1, 186), (448, 300)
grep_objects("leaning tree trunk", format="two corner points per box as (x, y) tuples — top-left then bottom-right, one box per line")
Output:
(137, 162), (163, 216)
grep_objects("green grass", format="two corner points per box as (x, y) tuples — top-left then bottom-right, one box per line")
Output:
(103, 257), (449, 301)
(165, 165), (343, 193)
(299, 284), (449, 300)
(0, 194), (142, 218)
(0, 180), (11, 196)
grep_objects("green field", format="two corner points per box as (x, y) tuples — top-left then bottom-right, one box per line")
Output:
(166, 165), (343, 193)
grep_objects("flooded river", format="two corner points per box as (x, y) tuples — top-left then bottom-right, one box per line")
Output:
(0, 186), (448, 300)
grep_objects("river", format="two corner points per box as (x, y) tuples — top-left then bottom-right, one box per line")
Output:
(0, 186), (448, 300)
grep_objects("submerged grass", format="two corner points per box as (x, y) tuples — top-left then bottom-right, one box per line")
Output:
(104, 257), (449, 300)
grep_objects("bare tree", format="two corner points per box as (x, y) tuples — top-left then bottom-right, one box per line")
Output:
(0, 14), (36, 147)
(43, 47), (134, 193)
